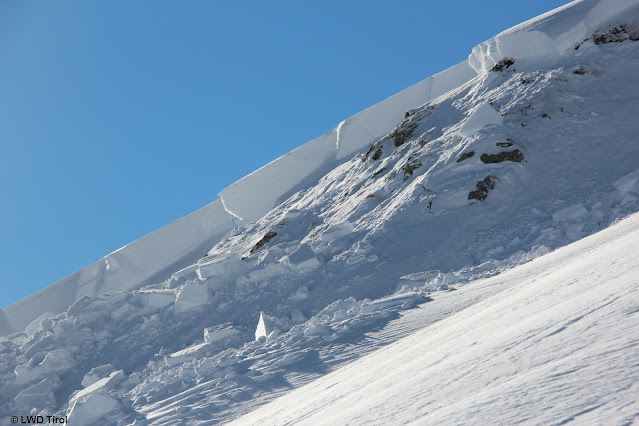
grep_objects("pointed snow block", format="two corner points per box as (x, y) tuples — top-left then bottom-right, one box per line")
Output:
(255, 311), (278, 341)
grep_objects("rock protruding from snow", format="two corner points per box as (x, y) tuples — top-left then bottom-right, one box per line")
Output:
(469, 31), (558, 74)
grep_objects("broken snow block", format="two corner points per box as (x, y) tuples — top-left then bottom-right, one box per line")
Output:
(283, 243), (320, 270)
(468, 175), (499, 201)
(14, 378), (58, 411)
(174, 280), (209, 315)
(204, 324), (239, 343)
(67, 370), (126, 423)
(480, 149), (525, 163)
(82, 364), (115, 387)
(319, 222), (354, 243)
(255, 311), (279, 341)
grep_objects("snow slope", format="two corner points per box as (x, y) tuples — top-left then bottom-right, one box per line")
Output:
(235, 211), (639, 426)
(1, 0), (639, 424)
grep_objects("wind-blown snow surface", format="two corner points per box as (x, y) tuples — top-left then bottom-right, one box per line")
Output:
(235, 212), (639, 425)
(1, 0), (639, 424)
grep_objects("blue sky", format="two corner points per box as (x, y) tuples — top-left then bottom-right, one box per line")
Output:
(0, 0), (570, 307)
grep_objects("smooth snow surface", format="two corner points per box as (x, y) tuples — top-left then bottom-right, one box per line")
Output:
(1, 0), (639, 424)
(236, 212), (639, 425)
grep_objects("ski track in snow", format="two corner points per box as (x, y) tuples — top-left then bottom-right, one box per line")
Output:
(1, 0), (639, 424)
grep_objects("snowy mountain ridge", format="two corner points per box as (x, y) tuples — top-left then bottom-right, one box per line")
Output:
(1, 0), (639, 423)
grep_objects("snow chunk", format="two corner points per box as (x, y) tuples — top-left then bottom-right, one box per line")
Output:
(15, 349), (75, 385)
(320, 222), (354, 243)
(137, 289), (176, 309)
(197, 255), (244, 282)
(24, 312), (56, 339)
(552, 204), (588, 222)
(255, 312), (279, 341)
(68, 392), (121, 425)
(14, 378), (58, 411)
(282, 244), (320, 270)
(82, 364), (115, 388)
(204, 325), (239, 343)
(237, 262), (289, 286)
(458, 104), (503, 137)
(613, 169), (639, 194)
(360, 293), (421, 314)
(174, 281), (209, 315)
(288, 286), (309, 301)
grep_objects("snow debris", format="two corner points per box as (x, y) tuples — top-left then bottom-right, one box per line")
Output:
(81, 364), (116, 388)
(14, 378), (58, 412)
(2, 1), (639, 424)
(174, 280), (209, 315)
(319, 221), (354, 243)
(282, 243), (319, 270)
(204, 325), (239, 343)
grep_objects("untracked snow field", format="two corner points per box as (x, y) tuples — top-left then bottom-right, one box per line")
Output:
(235, 212), (639, 425)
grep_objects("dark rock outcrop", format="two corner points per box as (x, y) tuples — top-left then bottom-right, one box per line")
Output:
(250, 231), (277, 254)
(480, 149), (525, 163)
(468, 175), (499, 201)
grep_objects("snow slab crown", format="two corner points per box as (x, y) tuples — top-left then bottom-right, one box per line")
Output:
(2, 0), (638, 337)
(218, 0), (639, 223)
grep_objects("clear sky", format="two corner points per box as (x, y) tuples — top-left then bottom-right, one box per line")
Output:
(0, 0), (571, 307)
